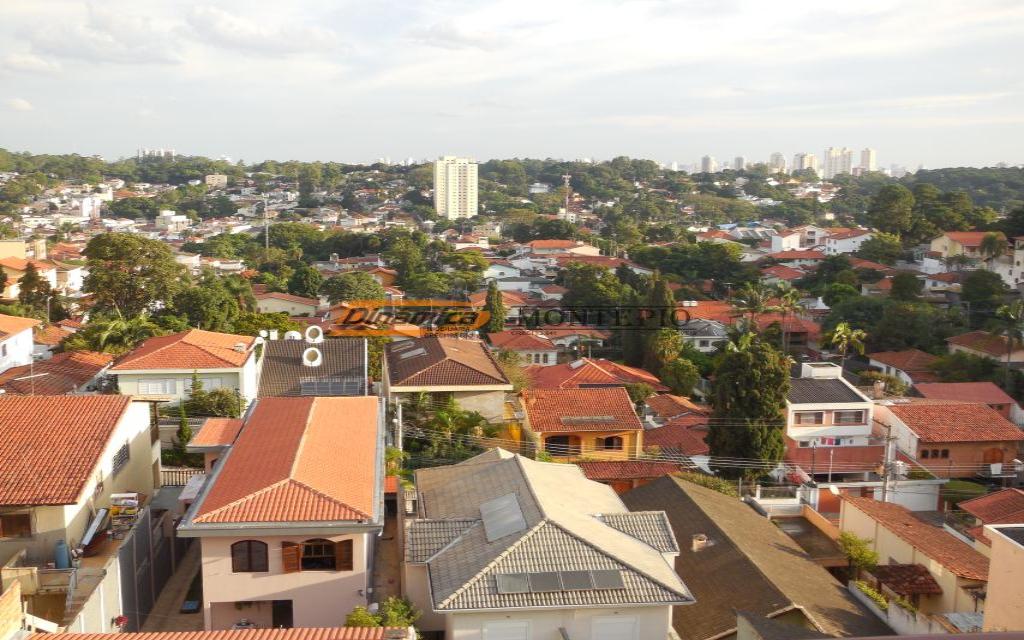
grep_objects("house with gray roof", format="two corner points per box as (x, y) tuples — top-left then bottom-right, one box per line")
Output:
(257, 338), (367, 397)
(622, 476), (892, 640)
(400, 449), (693, 639)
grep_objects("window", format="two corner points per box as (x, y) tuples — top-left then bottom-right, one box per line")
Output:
(920, 450), (930, 459)
(298, 538), (352, 571)
(544, 435), (580, 456)
(231, 540), (268, 572)
(931, 449), (940, 458)
(794, 411), (824, 425)
(598, 436), (624, 451)
(111, 442), (130, 475)
(0, 513), (32, 538)
(699, 340), (710, 348)
(482, 621), (529, 640)
(1, 344), (6, 357)
(138, 378), (176, 395)
(592, 616), (637, 640)
(198, 377), (223, 390)
(833, 410), (866, 425)
(940, 449), (949, 459)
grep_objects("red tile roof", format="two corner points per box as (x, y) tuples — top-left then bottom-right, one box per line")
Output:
(767, 250), (826, 261)
(943, 231), (998, 247)
(28, 629), (411, 640)
(34, 323), (73, 346)
(868, 349), (939, 381)
(577, 460), (682, 482)
(110, 329), (256, 371)
(192, 397), (379, 524)
(959, 488), (1024, 525)
(524, 358), (668, 391)
(0, 313), (41, 338)
(0, 351), (113, 395)
(536, 327), (612, 341)
(827, 229), (872, 241)
(849, 257), (895, 272)
(0, 256), (56, 272)
(888, 401), (1024, 443)
(189, 417), (245, 448)
(869, 564), (942, 596)
(254, 291), (320, 306)
(522, 388), (643, 434)
(0, 395), (132, 505)
(914, 382), (1015, 406)
(487, 330), (556, 352)
(645, 394), (709, 420)
(843, 496), (989, 580)
(760, 265), (805, 281)
(644, 420), (710, 455)
(529, 239), (584, 250)
(947, 330), (1023, 357)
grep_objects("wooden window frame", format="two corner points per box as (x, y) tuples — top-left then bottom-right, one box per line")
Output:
(230, 540), (268, 573)
(0, 513), (32, 539)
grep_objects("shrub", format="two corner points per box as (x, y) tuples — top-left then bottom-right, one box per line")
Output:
(673, 471), (738, 497)
(839, 532), (879, 573)
(855, 581), (888, 611)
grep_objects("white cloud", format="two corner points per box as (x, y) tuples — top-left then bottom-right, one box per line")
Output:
(1, 52), (61, 73)
(405, 21), (504, 51)
(5, 98), (34, 112)
(27, 6), (183, 64)
(185, 5), (342, 55)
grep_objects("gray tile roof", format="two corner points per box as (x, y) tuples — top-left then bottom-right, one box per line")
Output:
(408, 449), (692, 612)
(621, 476), (892, 640)
(257, 339), (366, 397)
(787, 378), (867, 405)
(405, 519), (477, 562)
(597, 512), (679, 553)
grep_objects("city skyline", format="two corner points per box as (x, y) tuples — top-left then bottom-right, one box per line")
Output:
(1, 0), (1022, 168)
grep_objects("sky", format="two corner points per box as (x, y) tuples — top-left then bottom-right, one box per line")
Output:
(1, 0), (1023, 169)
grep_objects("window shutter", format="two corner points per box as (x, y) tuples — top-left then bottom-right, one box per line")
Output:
(335, 539), (353, 571)
(281, 542), (301, 573)
(0, 514), (31, 538)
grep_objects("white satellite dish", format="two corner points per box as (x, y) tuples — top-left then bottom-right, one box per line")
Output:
(284, 330), (303, 341)
(304, 325), (324, 344)
(302, 346), (323, 367)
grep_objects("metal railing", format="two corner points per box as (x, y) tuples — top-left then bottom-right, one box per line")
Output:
(160, 467), (204, 487)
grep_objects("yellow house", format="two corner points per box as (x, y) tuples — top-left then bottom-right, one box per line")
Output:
(522, 387), (644, 460)
(983, 524), (1024, 631)
(839, 496), (988, 615)
(0, 395), (159, 631)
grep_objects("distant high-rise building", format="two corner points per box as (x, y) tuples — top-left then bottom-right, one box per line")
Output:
(823, 147), (853, 179)
(733, 156), (746, 171)
(793, 152), (819, 175)
(701, 155), (718, 173)
(768, 152), (786, 173)
(860, 148), (877, 172)
(670, 161), (679, 172)
(433, 156), (478, 220)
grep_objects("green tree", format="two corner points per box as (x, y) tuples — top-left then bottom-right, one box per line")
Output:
(644, 328), (683, 376)
(661, 358), (699, 396)
(344, 607), (379, 627)
(826, 322), (866, 369)
(980, 232), (1009, 265)
(962, 270), (1007, 326)
(169, 274), (241, 331)
(83, 233), (185, 316)
(889, 272), (922, 301)
(288, 264), (323, 299)
(823, 283), (860, 307)
(625, 382), (655, 406)
(995, 301), (1024, 392)
(838, 531), (879, 575)
(856, 232), (903, 265)
(232, 312), (303, 336)
(16, 262), (65, 320)
(321, 271), (386, 304)
(867, 185), (915, 235)
(773, 282), (802, 353)
(483, 280), (506, 334)
(64, 314), (165, 355)
(706, 332), (790, 478)
(731, 283), (779, 329)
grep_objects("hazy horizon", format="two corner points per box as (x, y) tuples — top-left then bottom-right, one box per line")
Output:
(2, 0), (1023, 169)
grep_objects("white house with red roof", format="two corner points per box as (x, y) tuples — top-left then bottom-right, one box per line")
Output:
(824, 228), (873, 255)
(0, 313), (40, 373)
(766, 249), (826, 267)
(179, 396), (384, 630)
(109, 329), (261, 407)
(486, 330), (559, 366)
(254, 291), (323, 316)
(525, 239), (600, 256)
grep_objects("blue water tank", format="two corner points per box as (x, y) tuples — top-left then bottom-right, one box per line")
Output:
(54, 540), (71, 569)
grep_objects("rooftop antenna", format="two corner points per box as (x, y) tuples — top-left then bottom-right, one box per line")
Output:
(561, 174), (571, 219)
(263, 194), (270, 252)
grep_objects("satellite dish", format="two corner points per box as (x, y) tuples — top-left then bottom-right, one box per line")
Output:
(302, 347), (323, 367)
(304, 325), (324, 344)
(259, 330), (269, 338)
(284, 330), (302, 341)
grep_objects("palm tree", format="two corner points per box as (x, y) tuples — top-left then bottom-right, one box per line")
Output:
(995, 301), (1024, 392)
(66, 313), (165, 354)
(773, 282), (802, 354)
(826, 322), (867, 371)
(731, 283), (780, 329)
(980, 232), (1009, 266)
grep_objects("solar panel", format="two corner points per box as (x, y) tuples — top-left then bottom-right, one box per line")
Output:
(495, 573), (530, 594)
(480, 493), (527, 542)
(559, 570), (593, 591)
(398, 347), (428, 360)
(590, 569), (626, 590)
(298, 376), (362, 396)
(560, 415), (615, 425)
(528, 572), (562, 592)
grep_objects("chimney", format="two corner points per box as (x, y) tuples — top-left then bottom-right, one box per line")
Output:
(692, 533), (712, 552)
(872, 380), (885, 399)
(233, 342), (247, 353)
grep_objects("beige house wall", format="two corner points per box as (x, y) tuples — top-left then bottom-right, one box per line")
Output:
(446, 604), (672, 640)
(983, 527), (1024, 631)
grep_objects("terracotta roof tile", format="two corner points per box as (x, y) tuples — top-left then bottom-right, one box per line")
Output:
(843, 496), (989, 580)
(959, 488), (1024, 524)
(529, 239), (583, 249)
(760, 265), (805, 281)
(767, 250), (826, 260)
(644, 420), (710, 455)
(947, 330), (1024, 357)
(577, 460), (682, 482)
(192, 396), (380, 524)
(914, 382), (1015, 406)
(869, 349), (939, 381)
(0, 313), (41, 338)
(524, 358), (667, 391)
(944, 231), (997, 247)
(869, 564), (943, 596)
(111, 329), (256, 371)
(523, 387), (642, 434)
(254, 291), (320, 306)
(0, 395), (132, 505)
(385, 336), (510, 388)
(34, 323), (73, 346)
(645, 394), (709, 420)
(189, 417), (244, 448)
(486, 330), (556, 352)
(888, 401), (1024, 443)
(0, 351), (113, 395)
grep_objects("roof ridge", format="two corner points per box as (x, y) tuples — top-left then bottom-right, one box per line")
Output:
(290, 397), (317, 478)
(194, 478), (292, 522)
(288, 477), (373, 520)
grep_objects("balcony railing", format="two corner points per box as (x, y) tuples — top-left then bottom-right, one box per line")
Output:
(161, 467), (205, 486)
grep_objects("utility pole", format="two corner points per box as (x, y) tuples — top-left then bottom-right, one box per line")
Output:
(263, 194), (270, 252)
(561, 174), (571, 219)
(880, 421), (895, 503)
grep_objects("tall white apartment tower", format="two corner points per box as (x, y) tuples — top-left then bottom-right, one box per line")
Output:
(701, 155), (718, 173)
(768, 152), (786, 173)
(823, 147), (854, 179)
(734, 156), (746, 171)
(860, 148), (877, 172)
(793, 153), (819, 175)
(433, 156), (478, 219)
